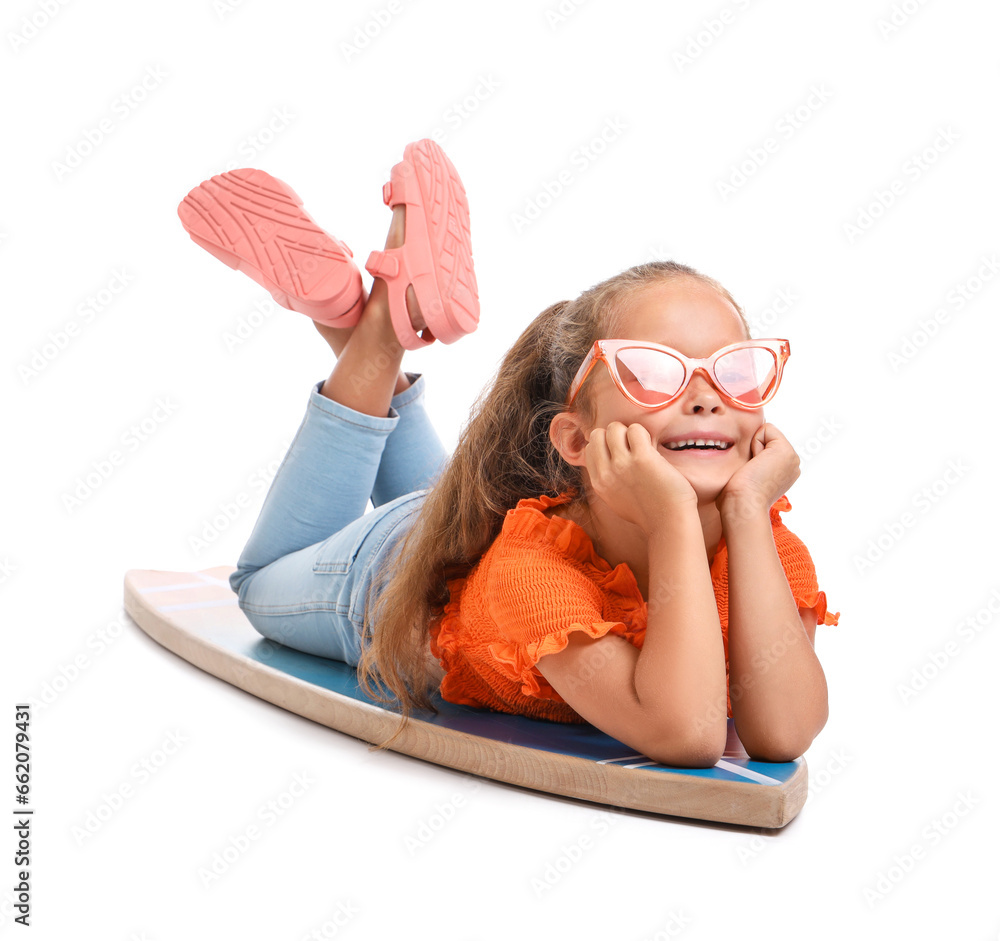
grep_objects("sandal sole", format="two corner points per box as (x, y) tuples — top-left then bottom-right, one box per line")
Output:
(404, 140), (480, 343)
(178, 169), (363, 327)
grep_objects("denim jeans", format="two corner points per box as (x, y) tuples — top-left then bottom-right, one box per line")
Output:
(229, 372), (447, 665)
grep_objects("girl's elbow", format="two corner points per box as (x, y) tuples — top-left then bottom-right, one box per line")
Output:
(649, 741), (725, 769)
(645, 725), (728, 769)
(745, 742), (805, 763)
(745, 718), (827, 763)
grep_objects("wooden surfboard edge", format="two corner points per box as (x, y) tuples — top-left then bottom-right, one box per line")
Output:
(123, 569), (805, 829)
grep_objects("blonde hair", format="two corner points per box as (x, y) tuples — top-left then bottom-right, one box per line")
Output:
(356, 259), (747, 748)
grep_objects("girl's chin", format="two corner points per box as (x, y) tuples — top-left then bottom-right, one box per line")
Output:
(670, 458), (749, 503)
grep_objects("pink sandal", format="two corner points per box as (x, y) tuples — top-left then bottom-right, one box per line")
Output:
(177, 169), (364, 328)
(365, 140), (480, 349)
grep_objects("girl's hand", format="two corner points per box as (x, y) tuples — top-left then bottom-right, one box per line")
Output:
(584, 422), (697, 533)
(717, 423), (800, 516)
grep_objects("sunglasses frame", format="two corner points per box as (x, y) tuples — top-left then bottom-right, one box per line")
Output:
(565, 337), (791, 410)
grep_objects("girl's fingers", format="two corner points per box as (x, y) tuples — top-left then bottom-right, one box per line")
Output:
(606, 422), (650, 453)
(625, 423), (652, 450)
(760, 423), (790, 445)
(605, 421), (627, 449)
(600, 422), (626, 464)
(587, 427), (605, 449)
(593, 422), (654, 469)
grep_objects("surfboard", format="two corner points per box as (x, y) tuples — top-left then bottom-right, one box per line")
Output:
(123, 566), (808, 828)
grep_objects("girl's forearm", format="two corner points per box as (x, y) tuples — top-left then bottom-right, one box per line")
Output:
(636, 507), (729, 755)
(720, 503), (828, 761)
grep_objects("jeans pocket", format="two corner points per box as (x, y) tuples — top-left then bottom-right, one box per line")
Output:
(312, 512), (383, 575)
(311, 490), (429, 576)
(311, 490), (429, 628)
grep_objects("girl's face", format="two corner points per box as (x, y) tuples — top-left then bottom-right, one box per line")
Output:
(583, 278), (764, 503)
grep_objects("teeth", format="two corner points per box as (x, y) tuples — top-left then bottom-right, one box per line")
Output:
(664, 438), (732, 450)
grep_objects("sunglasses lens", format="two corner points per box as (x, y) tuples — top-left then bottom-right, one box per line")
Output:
(614, 347), (686, 405)
(715, 347), (778, 406)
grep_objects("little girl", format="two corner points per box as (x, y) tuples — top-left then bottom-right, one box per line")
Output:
(178, 140), (839, 769)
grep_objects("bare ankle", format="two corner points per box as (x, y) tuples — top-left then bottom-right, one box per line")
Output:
(319, 285), (406, 417)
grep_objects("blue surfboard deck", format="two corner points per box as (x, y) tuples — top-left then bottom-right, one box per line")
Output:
(123, 566), (807, 827)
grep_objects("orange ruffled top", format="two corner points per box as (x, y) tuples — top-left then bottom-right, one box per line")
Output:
(428, 492), (840, 724)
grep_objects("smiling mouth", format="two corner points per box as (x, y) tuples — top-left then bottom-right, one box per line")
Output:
(662, 439), (734, 452)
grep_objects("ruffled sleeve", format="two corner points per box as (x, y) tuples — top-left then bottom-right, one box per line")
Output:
(434, 492), (646, 710)
(489, 620), (630, 702)
(770, 497), (840, 626)
(490, 497), (644, 702)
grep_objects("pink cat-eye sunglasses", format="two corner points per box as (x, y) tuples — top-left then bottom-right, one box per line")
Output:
(566, 338), (791, 410)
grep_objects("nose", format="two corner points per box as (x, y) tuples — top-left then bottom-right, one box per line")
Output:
(681, 368), (726, 413)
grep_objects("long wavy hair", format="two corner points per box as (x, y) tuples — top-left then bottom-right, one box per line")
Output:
(355, 260), (749, 749)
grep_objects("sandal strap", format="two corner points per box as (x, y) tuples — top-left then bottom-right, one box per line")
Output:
(364, 249), (433, 349)
(381, 159), (421, 208)
(364, 248), (399, 280)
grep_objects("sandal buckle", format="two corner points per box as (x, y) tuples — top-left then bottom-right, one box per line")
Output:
(365, 249), (399, 279)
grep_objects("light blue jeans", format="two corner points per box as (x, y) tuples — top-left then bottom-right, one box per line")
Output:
(229, 372), (447, 665)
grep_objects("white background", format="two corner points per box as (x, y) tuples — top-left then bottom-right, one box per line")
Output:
(3, 0), (999, 937)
